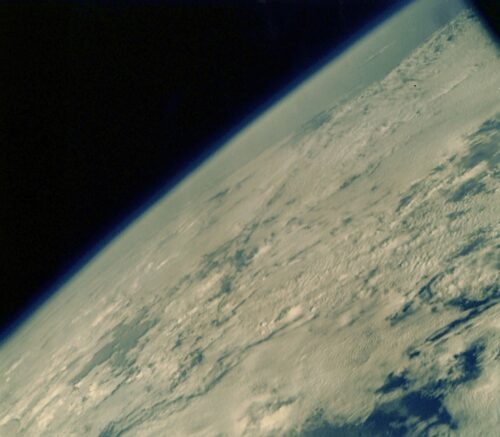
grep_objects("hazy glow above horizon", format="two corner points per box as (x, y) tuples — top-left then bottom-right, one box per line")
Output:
(170, 0), (466, 207)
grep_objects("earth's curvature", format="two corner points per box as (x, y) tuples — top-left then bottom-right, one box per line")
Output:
(1, 8), (499, 437)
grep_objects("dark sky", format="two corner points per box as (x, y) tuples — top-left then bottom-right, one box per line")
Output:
(0, 0), (496, 340)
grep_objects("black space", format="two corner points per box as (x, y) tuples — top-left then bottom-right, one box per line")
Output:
(0, 0), (496, 340)
(470, 0), (500, 42)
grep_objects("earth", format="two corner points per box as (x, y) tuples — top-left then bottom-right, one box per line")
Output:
(1, 5), (499, 437)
